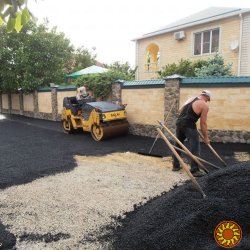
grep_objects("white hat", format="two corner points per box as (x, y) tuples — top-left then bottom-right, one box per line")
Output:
(201, 90), (211, 100)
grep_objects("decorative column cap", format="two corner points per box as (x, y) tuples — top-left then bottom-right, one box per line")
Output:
(50, 83), (59, 89)
(163, 74), (184, 81)
(113, 79), (124, 84)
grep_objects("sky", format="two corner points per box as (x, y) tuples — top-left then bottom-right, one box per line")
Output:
(28, 0), (250, 67)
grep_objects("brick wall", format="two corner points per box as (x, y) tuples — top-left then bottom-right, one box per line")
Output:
(23, 94), (34, 112)
(38, 92), (52, 113)
(180, 87), (250, 131)
(57, 90), (76, 114)
(122, 88), (164, 125)
(11, 94), (20, 111)
(118, 77), (250, 143)
(1, 77), (249, 143)
(2, 94), (9, 110)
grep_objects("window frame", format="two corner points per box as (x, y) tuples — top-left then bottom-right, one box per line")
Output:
(192, 27), (220, 56)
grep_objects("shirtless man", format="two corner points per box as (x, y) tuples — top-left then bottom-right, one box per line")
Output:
(172, 90), (211, 177)
(76, 85), (88, 101)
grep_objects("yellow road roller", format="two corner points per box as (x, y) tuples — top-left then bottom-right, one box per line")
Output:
(61, 96), (129, 141)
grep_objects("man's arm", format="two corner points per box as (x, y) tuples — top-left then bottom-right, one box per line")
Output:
(199, 104), (210, 144)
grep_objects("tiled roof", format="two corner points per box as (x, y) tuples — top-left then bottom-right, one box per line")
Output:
(123, 79), (165, 88)
(134, 7), (250, 40)
(182, 76), (250, 84)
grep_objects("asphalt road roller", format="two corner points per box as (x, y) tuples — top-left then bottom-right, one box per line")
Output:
(61, 96), (129, 141)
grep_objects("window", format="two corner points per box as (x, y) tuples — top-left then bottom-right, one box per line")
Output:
(194, 28), (219, 55)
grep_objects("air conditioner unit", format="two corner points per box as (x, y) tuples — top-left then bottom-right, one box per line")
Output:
(174, 31), (185, 40)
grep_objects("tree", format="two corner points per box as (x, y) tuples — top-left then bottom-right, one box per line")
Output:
(68, 46), (96, 73)
(194, 54), (233, 77)
(107, 61), (137, 79)
(0, 21), (73, 93)
(0, 0), (31, 32)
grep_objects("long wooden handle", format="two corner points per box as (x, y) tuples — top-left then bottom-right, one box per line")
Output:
(157, 121), (208, 173)
(157, 128), (206, 198)
(172, 145), (221, 169)
(197, 130), (228, 167)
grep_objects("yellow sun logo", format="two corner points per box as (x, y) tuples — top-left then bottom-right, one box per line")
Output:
(214, 221), (242, 248)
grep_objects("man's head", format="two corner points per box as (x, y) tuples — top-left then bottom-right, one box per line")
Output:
(200, 90), (211, 102)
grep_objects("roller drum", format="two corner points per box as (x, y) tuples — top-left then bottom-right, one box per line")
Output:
(91, 120), (129, 141)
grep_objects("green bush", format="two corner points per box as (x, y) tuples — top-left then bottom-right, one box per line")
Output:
(157, 59), (207, 78)
(157, 54), (233, 78)
(194, 54), (233, 76)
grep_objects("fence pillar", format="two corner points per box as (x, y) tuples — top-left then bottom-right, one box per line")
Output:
(164, 75), (182, 135)
(0, 92), (2, 113)
(33, 90), (39, 118)
(51, 86), (58, 121)
(112, 80), (123, 104)
(19, 90), (24, 115)
(8, 93), (12, 114)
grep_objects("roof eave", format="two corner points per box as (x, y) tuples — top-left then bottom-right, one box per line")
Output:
(133, 9), (250, 41)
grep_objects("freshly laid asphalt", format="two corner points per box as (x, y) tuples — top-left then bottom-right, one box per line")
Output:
(0, 114), (249, 249)
(102, 162), (250, 250)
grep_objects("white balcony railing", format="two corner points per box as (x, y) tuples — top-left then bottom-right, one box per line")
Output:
(144, 62), (159, 72)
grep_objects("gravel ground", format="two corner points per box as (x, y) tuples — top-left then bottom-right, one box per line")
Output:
(0, 114), (249, 249)
(0, 153), (187, 249)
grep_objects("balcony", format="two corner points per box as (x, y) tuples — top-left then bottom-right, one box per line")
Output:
(144, 62), (159, 72)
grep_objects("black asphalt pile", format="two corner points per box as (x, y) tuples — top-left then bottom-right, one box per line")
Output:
(0, 224), (16, 249)
(103, 162), (250, 250)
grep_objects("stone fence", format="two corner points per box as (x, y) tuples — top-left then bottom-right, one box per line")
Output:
(113, 76), (250, 144)
(1, 76), (250, 143)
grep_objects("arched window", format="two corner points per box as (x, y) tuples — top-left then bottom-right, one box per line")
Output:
(145, 43), (160, 71)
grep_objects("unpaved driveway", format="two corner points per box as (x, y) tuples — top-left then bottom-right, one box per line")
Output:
(0, 152), (188, 249)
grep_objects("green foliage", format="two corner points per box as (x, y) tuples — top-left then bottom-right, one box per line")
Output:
(0, 0), (31, 32)
(68, 46), (96, 73)
(158, 54), (233, 78)
(157, 59), (207, 78)
(107, 61), (137, 79)
(75, 69), (133, 100)
(0, 21), (73, 93)
(194, 54), (233, 77)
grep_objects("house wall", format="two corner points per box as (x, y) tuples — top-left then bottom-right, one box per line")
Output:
(240, 13), (250, 75)
(23, 94), (34, 112)
(136, 16), (241, 80)
(122, 88), (164, 125)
